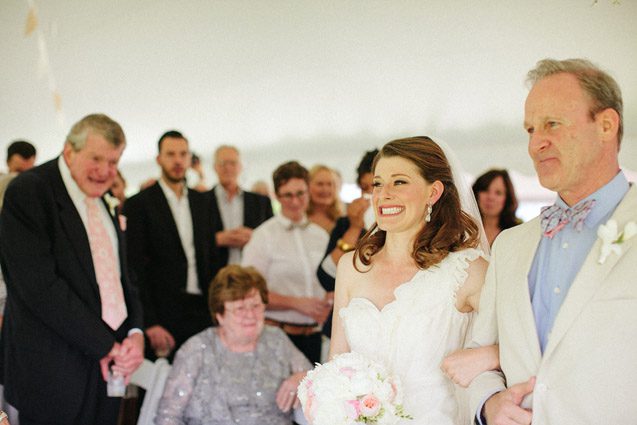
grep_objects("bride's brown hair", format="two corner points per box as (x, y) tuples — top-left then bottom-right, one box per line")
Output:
(355, 136), (480, 270)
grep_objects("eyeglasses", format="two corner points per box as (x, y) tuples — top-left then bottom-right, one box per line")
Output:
(278, 190), (308, 201)
(216, 160), (239, 167)
(225, 302), (266, 316)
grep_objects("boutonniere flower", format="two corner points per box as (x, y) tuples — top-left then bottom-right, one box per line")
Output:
(103, 193), (120, 217)
(597, 219), (637, 264)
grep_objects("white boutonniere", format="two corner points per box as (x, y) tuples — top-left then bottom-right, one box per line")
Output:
(597, 219), (637, 264)
(103, 193), (120, 217)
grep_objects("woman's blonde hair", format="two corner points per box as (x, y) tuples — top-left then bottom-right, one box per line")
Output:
(307, 164), (342, 221)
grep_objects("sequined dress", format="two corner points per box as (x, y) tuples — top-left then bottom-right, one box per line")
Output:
(155, 326), (311, 425)
(339, 248), (481, 425)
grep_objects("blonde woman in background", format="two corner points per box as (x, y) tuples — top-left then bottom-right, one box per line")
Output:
(307, 165), (342, 233)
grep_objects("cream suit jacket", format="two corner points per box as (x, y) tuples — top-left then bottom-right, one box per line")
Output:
(469, 184), (637, 425)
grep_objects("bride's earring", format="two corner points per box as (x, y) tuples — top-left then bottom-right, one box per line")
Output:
(425, 203), (432, 223)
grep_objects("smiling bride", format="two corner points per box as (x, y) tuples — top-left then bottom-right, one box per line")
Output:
(328, 136), (498, 424)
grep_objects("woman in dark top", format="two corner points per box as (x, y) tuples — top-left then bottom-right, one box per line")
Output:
(472, 169), (521, 246)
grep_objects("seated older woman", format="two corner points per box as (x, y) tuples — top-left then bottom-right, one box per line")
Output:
(155, 265), (311, 425)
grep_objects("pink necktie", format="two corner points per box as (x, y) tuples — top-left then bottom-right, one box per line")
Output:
(85, 197), (128, 330)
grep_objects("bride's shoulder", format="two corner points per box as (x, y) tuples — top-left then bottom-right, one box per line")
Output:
(452, 249), (488, 312)
(335, 251), (373, 294)
(448, 247), (488, 282)
(336, 251), (365, 281)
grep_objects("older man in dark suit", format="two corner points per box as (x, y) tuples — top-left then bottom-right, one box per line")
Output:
(123, 131), (215, 359)
(0, 114), (144, 425)
(209, 145), (273, 272)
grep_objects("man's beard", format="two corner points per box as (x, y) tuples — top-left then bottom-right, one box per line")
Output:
(162, 170), (185, 184)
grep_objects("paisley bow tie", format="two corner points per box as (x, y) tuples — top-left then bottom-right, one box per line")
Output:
(540, 199), (595, 239)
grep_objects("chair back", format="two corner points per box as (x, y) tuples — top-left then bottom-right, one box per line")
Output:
(130, 358), (171, 425)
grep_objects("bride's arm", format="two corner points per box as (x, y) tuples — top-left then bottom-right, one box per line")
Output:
(441, 345), (500, 388)
(444, 256), (499, 388)
(327, 252), (355, 360)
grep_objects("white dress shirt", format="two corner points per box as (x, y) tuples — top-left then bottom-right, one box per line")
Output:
(59, 156), (143, 336)
(241, 214), (329, 324)
(58, 156), (120, 269)
(214, 184), (244, 265)
(158, 178), (200, 295)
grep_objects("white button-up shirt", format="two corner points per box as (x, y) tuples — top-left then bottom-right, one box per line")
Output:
(58, 155), (120, 270)
(214, 184), (244, 265)
(158, 178), (200, 295)
(241, 214), (328, 324)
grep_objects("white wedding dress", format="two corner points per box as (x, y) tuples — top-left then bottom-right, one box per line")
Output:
(339, 248), (480, 425)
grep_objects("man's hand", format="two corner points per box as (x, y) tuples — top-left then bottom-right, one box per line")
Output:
(113, 333), (145, 384)
(99, 342), (121, 382)
(295, 297), (331, 324)
(483, 377), (535, 425)
(146, 325), (175, 354)
(216, 227), (253, 248)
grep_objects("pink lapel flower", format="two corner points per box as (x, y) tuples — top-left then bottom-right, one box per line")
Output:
(118, 215), (127, 232)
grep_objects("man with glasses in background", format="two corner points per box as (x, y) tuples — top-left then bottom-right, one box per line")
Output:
(242, 161), (330, 363)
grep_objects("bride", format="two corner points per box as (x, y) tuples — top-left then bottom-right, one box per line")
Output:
(329, 136), (497, 424)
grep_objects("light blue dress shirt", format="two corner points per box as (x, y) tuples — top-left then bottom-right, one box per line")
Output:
(529, 171), (629, 353)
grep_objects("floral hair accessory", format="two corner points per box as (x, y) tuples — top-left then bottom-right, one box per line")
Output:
(104, 193), (120, 217)
(298, 352), (412, 425)
(597, 219), (636, 264)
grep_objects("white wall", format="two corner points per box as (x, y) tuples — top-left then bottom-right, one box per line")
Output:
(1, 0), (636, 199)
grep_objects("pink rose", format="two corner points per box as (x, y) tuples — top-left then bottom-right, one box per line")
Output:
(390, 381), (397, 402)
(339, 367), (356, 378)
(304, 393), (315, 423)
(344, 399), (361, 419)
(360, 394), (381, 417)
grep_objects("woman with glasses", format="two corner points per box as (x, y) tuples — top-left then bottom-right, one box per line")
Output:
(242, 161), (331, 364)
(155, 265), (311, 425)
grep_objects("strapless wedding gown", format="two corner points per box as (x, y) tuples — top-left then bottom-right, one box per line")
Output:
(339, 248), (481, 425)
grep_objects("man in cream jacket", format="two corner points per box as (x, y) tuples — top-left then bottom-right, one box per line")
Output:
(469, 58), (637, 424)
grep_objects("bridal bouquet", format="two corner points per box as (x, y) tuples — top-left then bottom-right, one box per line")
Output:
(297, 352), (412, 425)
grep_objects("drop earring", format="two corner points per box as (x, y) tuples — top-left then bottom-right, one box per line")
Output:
(425, 203), (432, 223)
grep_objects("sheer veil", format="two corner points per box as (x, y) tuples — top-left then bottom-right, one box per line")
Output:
(432, 137), (489, 425)
(433, 137), (491, 258)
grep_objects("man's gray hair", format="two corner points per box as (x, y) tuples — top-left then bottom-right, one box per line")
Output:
(66, 113), (126, 151)
(213, 145), (240, 162)
(527, 58), (623, 146)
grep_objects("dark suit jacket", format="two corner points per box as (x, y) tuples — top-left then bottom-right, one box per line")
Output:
(123, 182), (214, 346)
(209, 186), (273, 272)
(0, 158), (142, 423)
